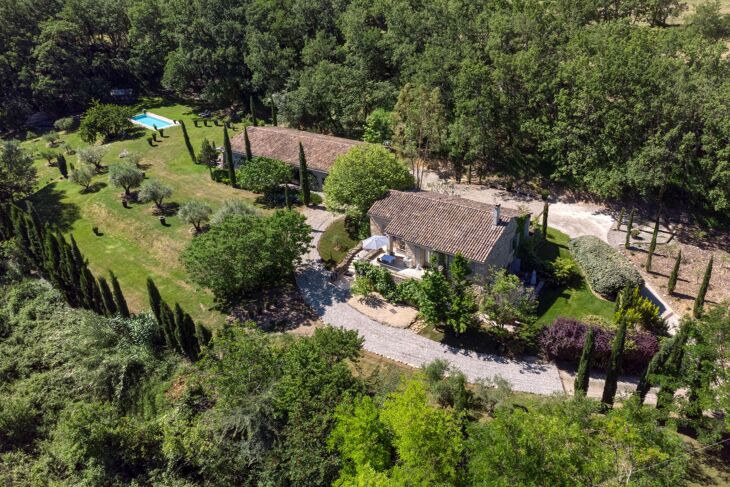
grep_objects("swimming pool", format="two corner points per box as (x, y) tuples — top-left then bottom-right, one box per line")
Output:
(130, 112), (177, 130)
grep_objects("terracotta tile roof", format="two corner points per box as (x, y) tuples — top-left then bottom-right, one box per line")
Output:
(368, 190), (521, 263)
(230, 126), (363, 173)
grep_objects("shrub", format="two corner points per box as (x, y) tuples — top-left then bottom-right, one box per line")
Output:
(138, 179), (173, 210)
(69, 164), (95, 190)
(78, 102), (133, 143)
(539, 318), (658, 374)
(77, 146), (107, 171)
(569, 236), (643, 298)
(210, 200), (258, 225)
(352, 261), (398, 301)
(108, 161), (144, 197)
(237, 156), (291, 194)
(344, 212), (370, 240)
(54, 117), (78, 132)
(178, 200), (212, 232)
(480, 269), (537, 326)
(549, 256), (578, 285)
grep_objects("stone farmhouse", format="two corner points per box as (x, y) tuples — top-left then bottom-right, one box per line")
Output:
(230, 126), (362, 190)
(368, 190), (528, 276)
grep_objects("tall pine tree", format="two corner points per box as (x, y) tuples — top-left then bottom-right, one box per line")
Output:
(299, 142), (311, 206)
(667, 250), (681, 294)
(541, 201), (549, 239)
(249, 95), (257, 126)
(180, 121), (197, 164)
(244, 128), (252, 161)
(574, 327), (595, 397)
(110, 271), (130, 318)
(223, 126), (236, 187)
(693, 256), (713, 318)
(625, 208), (635, 249)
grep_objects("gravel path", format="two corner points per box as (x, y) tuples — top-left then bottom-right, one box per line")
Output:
(296, 206), (565, 395)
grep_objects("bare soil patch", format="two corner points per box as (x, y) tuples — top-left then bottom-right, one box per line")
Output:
(347, 294), (419, 328)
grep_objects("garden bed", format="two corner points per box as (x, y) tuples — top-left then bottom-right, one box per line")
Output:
(318, 217), (358, 267)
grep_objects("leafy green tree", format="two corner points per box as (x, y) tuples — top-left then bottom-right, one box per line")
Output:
(0, 141), (37, 202)
(78, 102), (133, 143)
(108, 161), (144, 197)
(324, 145), (413, 216)
(693, 255), (713, 318)
(363, 108), (394, 144)
(77, 146), (107, 172)
(574, 327), (595, 397)
(419, 264), (452, 327)
(181, 211), (311, 304)
(37, 148), (57, 165)
(480, 269), (537, 326)
(197, 138), (218, 168)
(635, 335), (675, 404)
(392, 83), (447, 187)
(298, 142), (311, 206)
(177, 200), (212, 233)
(138, 179), (173, 211)
(237, 157), (291, 197)
(210, 200), (257, 225)
(69, 164), (95, 191)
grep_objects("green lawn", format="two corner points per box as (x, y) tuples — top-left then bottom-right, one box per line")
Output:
(317, 217), (358, 267)
(22, 99), (260, 328)
(535, 228), (615, 325)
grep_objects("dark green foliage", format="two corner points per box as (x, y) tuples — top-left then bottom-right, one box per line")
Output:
(667, 250), (681, 294)
(299, 142), (311, 206)
(244, 128), (252, 160)
(625, 209), (635, 249)
(693, 255), (713, 318)
(198, 138), (218, 168)
(634, 336), (675, 404)
(98, 276), (117, 316)
(0, 141), (37, 203)
(656, 320), (692, 411)
(646, 213), (660, 271)
(541, 201), (549, 239)
(249, 95), (257, 126)
(270, 96), (277, 126)
(574, 327), (595, 397)
(195, 322), (212, 350)
(223, 126), (236, 187)
(180, 120), (196, 164)
(109, 271), (130, 318)
(57, 154), (68, 178)
(616, 208), (625, 230)
(78, 102), (133, 143)
(601, 311), (629, 408)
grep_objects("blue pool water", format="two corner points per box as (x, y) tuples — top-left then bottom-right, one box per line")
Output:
(130, 113), (175, 130)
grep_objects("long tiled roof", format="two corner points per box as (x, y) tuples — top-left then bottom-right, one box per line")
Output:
(368, 190), (520, 263)
(230, 126), (362, 173)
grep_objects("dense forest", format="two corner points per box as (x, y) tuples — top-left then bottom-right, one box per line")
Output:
(3, 0), (730, 212)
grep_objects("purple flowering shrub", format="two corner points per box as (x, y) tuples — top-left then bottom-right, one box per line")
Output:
(539, 317), (658, 374)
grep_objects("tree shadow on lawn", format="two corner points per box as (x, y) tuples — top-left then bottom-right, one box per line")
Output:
(26, 183), (81, 232)
(81, 182), (107, 194)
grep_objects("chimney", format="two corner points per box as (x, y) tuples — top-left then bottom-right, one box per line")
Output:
(493, 204), (501, 227)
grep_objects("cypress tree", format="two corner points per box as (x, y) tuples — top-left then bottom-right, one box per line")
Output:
(693, 256), (713, 318)
(625, 208), (635, 249)
(270, 96), (277, 126)
(299, 142), (311, 206)
(223, 127), (236, 188)
(574, 327), (595, 397)
(634, 336), (675, 405)
(646, 213), (660, 271)
(249, 95), (257, 126)
(147, 277), (163, 325)
(43, 228), (62, 287)
(656, 320), (691, 412)
(180, 121), (197, 164)
(181, 311), (200, 361)
(0, 203), (12, 240)
(11, 206), (32, 263)
(541, 201), (549, 239)
(667, 250), (681, 294)
(196, 323), (212, 350)
(616, 207), (625, 231)
(57, 154), (68, 178)
(109, 271), (130, 318)
(24, 203), (45, 266)
(601, 312), (629, 408)
(160, 301), (177, 350)
(98, 276), (117, 316)
(244, 128), (252, 161)
(173, 303), (186, 355)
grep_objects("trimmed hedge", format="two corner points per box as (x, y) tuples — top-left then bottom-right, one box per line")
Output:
(569, 235), (643, 298)
(539, 318), (658, 374)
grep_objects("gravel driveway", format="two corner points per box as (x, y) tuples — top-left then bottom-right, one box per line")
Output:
(296, 206), (564, 395)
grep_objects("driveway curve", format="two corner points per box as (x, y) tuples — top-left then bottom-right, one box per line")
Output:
(296, 206), (564, 395)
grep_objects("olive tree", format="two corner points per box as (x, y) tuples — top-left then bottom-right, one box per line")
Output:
(69, 164), (96, 191)
(138, 179), (173, 210)
(178, 200), (212, 233)
(108, 161), (144, 197)
(77, 146), (107, 172)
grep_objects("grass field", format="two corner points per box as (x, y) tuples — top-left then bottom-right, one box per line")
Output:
(535, 228), (615, 326)
(22, 99), (259, 327)
(317, 217), (358, 267)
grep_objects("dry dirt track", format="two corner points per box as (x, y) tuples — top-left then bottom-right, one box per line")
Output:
(296, 206), (565, 395)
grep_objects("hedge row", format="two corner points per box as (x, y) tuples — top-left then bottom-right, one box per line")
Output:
(539, 318), (658, 374)
(569, 235), (643, 298)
